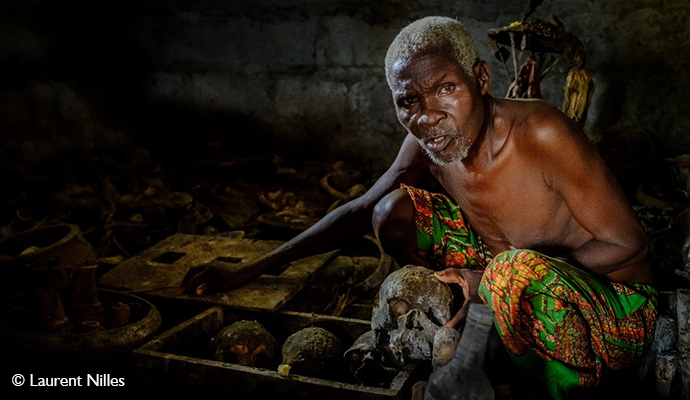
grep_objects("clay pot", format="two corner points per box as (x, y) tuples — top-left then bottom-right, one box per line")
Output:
(0, 289), (162, 372)
(0, 223), (99, 297)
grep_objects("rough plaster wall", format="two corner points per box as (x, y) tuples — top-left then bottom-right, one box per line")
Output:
(138, 0), (526, 171)
(535, 0), (690, 156)
(1, 0), (689, 173)
(134, 0), (690, 171)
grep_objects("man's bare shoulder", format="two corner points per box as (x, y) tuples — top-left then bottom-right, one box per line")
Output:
(500, 98), (587, 155)
(503, 99), (576, 138)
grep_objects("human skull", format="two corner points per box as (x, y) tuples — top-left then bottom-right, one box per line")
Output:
(280, 326), (345, 378)
(371, 265), (455, 365)
(212, 320), (277, 368)
(343, 330), (399, 386)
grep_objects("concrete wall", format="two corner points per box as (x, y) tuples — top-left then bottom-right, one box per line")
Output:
(1, 0), (689, 174)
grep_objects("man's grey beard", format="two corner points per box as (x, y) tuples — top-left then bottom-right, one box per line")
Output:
(415, 126), (470, 166)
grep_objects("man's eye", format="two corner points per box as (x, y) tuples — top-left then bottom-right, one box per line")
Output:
(399, 97), (417, 107)
(440, 84), (454, 94)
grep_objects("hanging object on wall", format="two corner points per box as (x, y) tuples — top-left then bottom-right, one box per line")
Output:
(487, 10), (594, 126)
(562, 60), (594, 126)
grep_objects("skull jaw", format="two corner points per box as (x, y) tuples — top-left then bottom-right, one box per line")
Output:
(346, 330), (401, 382)
(384, 308), (441, 366)
(353, 354), (400, 386)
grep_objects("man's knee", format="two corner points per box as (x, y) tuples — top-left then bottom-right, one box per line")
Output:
(485, 249), (537, 273)
(372, 188), (415, 246)
(480, 249), (542, 297)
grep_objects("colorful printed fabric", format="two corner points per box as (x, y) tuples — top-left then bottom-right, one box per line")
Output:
(402, 184), (492, 270)
(478, 250), (657, 399)
(403, 185), (658, 399)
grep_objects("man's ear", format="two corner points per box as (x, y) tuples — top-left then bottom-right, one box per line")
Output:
(473, 61), (491, 95)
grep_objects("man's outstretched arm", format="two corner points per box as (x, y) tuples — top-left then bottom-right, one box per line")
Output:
(183, 134), (432, 295)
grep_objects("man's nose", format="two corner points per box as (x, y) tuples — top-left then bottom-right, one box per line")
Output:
(417, 99), (445, 128)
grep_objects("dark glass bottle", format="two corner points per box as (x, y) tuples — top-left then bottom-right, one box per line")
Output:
(423, 303), (495, 400)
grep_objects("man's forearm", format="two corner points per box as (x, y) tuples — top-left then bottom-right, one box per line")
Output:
(253, 199), (374, 271)
(564, 238), (648, 276)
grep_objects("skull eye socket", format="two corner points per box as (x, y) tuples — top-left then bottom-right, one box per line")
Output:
(390, 298), (410, 316)
(224, 344), (250, 365)
(425, 309), (445, 327)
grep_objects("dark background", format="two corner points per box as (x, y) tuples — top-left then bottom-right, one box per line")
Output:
(1, 0), (688, 175)
(1, 1), (688, 395)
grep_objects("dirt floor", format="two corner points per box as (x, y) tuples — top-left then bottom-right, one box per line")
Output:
(1, 142), (689, 397)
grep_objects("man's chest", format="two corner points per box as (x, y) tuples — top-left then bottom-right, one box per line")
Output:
(435, 161), (574, 250)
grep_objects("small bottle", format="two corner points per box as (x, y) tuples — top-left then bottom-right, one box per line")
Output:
(424, 303), (495, 400)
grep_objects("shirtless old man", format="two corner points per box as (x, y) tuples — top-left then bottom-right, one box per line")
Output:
(184, 16), (657, 399)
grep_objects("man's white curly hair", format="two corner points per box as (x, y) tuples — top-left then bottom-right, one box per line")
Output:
(385, 16), (480, 87)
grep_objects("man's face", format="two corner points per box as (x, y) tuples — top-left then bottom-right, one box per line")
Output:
(390, 50), (485, 165)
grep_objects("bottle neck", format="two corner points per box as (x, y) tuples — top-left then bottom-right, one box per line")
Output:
(452, 305), (494, 369)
